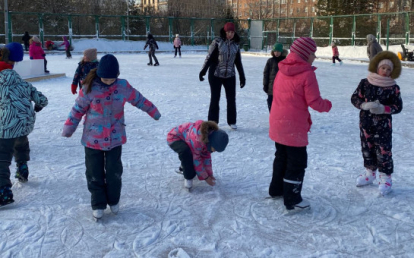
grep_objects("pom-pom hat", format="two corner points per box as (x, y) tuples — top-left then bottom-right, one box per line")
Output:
(289, 37), (317, 61)
(97, 54), (119, 78)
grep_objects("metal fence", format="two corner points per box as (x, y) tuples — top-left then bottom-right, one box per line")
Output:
(1, 11), (414, 51)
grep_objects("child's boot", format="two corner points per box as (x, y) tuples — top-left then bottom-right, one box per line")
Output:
(378, 172), (392, 196)
(331, 63), (335, 66)
(0, 186), (14, 207)
(15, 162), (29, 182)
(93, 209), (104, 219)
(356, 168), (376, 186)
(340, 61), (343, 66)
(110, 203), (119, 215)
(184, 179), (193, 189)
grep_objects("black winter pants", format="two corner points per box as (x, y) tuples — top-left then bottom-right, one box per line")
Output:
(269, 142), (307, 208)
(169, 140), (196, 180)
(0, 136), (30, 188)
(85, 146), (123, 210)
(208, 73), (237, 125)
(65, 49), (72, 58)
(174, 47), (181, 57)
(332, 56), (342, 63)
(360, 118), (393, 174)
(148, 49), (159, 64)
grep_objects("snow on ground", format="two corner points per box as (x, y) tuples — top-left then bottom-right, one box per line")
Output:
(1, 40), (414, 257)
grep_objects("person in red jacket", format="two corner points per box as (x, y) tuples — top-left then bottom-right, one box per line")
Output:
(331, 42), (342, 66)
(268, 37), (332, 211)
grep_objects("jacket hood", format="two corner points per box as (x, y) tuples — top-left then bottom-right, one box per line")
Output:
(368, 50), (402, 79)
(367, 34), (377, 43)
(278, 51), (314, 76)
(219, 28), (240, 43)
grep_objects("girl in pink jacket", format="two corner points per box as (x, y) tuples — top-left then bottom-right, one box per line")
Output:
(167, 120), (229, 190)
(268, 37), (332, 211)
(29, 36), (49, 73)
(331, 42), (342, 66)
(173, 34), (181, 58)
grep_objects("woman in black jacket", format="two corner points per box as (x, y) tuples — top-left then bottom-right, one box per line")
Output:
(199, 22), (246, 130)
(22, 32), (31, 51)
(263, 43), (287, 111)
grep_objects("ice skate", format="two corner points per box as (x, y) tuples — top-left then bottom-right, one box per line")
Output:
(92, 209), (104, 221)
(286, 199), (310, 211)
(378, 172), (392, 196)
(356, 169), (376, 187)
(110, 204), (119, 215)
(175, 166), (184, 175)
(15, 162), (29, 183)
(0, 186), (14, 208)
(229, 124), (237, 130)
(184, 179), (193, 190)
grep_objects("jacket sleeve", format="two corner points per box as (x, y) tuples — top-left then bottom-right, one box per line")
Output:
(386, 85), (403, 115)
(200, 39), (219, 74)
(351, 79), (366, 109)
(304, 71), (332, 112)
(144, 40), (149, 50)
(28, 82), (48, 108)
(62, 91), (90, 137)
(192, 149), (212, 180)
(155, 41), (159, 49)
(263, 59), (270, 88)
(125, 80), (161, 120)
(234, 49), (245, 81)
(72, 64), (82, 86)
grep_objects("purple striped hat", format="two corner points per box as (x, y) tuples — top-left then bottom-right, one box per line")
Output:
(290, 37), (317, 61)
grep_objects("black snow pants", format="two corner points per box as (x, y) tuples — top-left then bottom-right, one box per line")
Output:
(269, 142), (307, 208)
(148, 49), (159, 65)
(169, 140), (196, 180)
(85, 146), (123, 210)
(0, 136), (30, 188)
(208, 71), (237, 125)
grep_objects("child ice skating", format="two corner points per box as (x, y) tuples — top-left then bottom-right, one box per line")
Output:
(268, 37), (332, 211)
(173, 34), (182, 58)
(144, 33), (159, 66)
(0, 43), (48, 207)
(167, 120), (229, 190)
(62, 54), (161, 219)
(331, 42), (342, 66)
(71, 48), (99, 94)
(263, 43), (287, 111)
(351, 51), (402, 196)
(60, 36), (72, 59)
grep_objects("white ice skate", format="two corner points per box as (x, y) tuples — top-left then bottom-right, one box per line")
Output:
(110, 204), (119, 215)
(93, 209), (104, 221)
(184, 179), (193, 190)
(378, 172), (392, 196)
(356, 169), (376, 187)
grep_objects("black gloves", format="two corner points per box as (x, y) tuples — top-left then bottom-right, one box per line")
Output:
(240, 77), (246, 88)
(199, 71), (206, 82)
(34, 105), (43, 112)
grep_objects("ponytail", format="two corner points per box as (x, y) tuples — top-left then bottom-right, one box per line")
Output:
(82, 68), (98, 94)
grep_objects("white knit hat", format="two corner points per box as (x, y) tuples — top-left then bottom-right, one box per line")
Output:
(378, 59), (394, 71)
(176, 34), (179, 37)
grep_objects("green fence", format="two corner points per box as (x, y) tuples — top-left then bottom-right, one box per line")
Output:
(1, 11), (414, 51)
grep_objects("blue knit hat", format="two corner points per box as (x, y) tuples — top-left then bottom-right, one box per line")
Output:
(97, 54), (119, 78)
(5, 42), (24, 62)
(207, 129), (229, 153)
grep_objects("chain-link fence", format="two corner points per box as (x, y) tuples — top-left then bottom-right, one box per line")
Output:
(1, 11), (414, 51)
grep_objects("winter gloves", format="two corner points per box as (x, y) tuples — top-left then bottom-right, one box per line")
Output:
(360, 100), (388, 114)
(240, 76), (246, 88)
(71, 84), (77, 95)
(199, 70), (206, 81)
(34, 105), (43, 112)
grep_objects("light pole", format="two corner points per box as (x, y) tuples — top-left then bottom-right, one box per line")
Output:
(126, 0), (130, 40)
(4, 0), (9, 44)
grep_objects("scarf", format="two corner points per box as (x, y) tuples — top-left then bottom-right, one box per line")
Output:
(367, 72), (396, 87)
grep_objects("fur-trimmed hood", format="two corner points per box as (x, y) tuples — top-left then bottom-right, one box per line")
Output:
(200, 121), (219, 143)
(219, 28), (240, 43)
(368, 51), (401, 79)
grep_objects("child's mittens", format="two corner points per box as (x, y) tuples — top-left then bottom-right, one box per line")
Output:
(34, 105), (43, 112)
(71, 84), (77, 95)
(360, 101), (379, 110)
(154, 113), (161, 121)
(369, 100), (390, 114)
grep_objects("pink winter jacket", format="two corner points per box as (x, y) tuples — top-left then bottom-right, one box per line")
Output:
(167, 120), (213, 180)
(269, 52), (332, 147)
(332, 46), (339, 56)
(29, 42), (45, 60)
(173, 37), (181, 48)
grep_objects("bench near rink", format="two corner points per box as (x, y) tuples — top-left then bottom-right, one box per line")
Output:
(13, 59), (65, 82)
